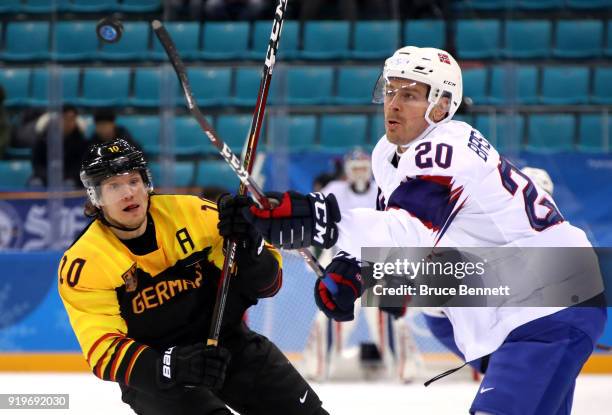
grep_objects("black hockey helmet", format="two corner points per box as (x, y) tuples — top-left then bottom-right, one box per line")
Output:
(80, 138), (153, 206)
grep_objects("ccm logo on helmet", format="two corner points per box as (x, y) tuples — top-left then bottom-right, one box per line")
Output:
(444, 80), (456, 86)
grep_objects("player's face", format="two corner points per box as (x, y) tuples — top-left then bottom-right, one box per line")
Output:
(383, 78), (430, 146)
(99, 172), (149, 230)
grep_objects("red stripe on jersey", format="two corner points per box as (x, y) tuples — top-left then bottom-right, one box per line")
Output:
(110, 340), (132, 382)
(124, 345), (148, 386)
(87, 333), (123, 365)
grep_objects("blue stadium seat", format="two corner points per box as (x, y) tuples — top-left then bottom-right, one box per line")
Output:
(152, 22), (200, 60)
(369, 114), (385, 143)
(216, 114), (251, 151)
(67, 0), (118, 12)
(116, 115), (160, 155)
(22, 0), (71, 13)
(174, 116), (212, 156)
(452, 114), (473, 125)
(119, 0), (161, 12)
(53, 21), (99, 61)
(453, 0), (510, 10)
(489, 65), (538, 105)
(232, 67), (260, 106)
(404, 20), (445, 49)
(149, 161), (195, 188)
(319, 115), (368, 150)
(248, 20), (298, 59)
(0, 161), (32, 190)
(79, 68), (130, 106)
(2, 22), (50, 61)
(267, 115), (317, 152)
(527, 114), (575, 152)
(566, 0), (611, 8)
(592, 68), (612, 104)
(541, 67), (589, 105)
(200, 22), (249, 60)
(100, 22), (149, 61)
(554, 20), (603, 58)
(503, 20), (551, 59)
(0, 0), (22, 13)
(301, 21), (350, 60)
(607, 21), (612, 57)
(517, 0), (564, 9)
(351, 21), (399, 59)
(475, 114), (525, 152)
(184, 68), (231, 107)
(276, 67), (333, 105)
(456, 20), (501, 59)
(0, 69), (31, 106)
(30, 67), (80, 106)
(195, 160), (240, 190)
(132, 67), (166, 107)
(462, 67), (488, 105)
(335, 67), (380, 105)
(578, 114), (611, 152)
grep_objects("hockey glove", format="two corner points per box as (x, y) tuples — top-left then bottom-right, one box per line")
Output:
(314, 251), (363, 321)
(217, 193), (264, 259)
(157, 344), (230, 392)
(243, 191), (341, 250)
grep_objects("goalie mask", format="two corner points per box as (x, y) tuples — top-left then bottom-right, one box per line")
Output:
(372, 46), (463, 126)
(80, 138), (153, 208)
(344, 148), (372, 193)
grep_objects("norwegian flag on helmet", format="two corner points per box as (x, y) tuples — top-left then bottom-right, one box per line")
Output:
(438, 53), (451, 64)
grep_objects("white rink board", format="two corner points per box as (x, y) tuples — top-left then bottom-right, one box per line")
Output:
(0, 373), (610, 414)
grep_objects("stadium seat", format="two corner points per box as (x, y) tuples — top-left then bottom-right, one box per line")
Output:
(22, 0), (71, 13)
(79, 68), (130, 106)
(351, 21), (400, 59)
(151, 22), (200, 60)
(183, 68), (231, 107)
(301, 21), (350, 60)
(541, 67), (589, 105)
(174, 116), (213, 156)
(119, 0), (161, 12)
(319, 115), (368, 150)
(592, 68), (612, 104)
(369, 114), (385, 143)
(129, 67), (182, 108)
(149, 161), (195, 188)
(0, 69), (31, 107)
(2, 22), (50, 61)
(53, 21), (99, 61)
(452, 114), (473, 125)
(489, 65), (538, 105)
(200, 22), (249, 60)
(267, 115), (317, 152)
(527, 114), (575, 152)
(335, 67), (380, 105)
(270, 67), (333, 105)
(475, 114), (525, 152)
(578, 114), (611, 152)
(462, 67), (488, 105)
(554, 20), (603, 58)
(0, 0), (22, 13)
(195, 160), (240, 190)
(100, 22), (149, 61)
(30, 67), (80, 106)
(517, 0), (564, 9)
(453, 0), (510, 10)
(216, 114), (252, 151)
(116, 115), (160, 155)
(456, 20), (501, 59)
(0, 161), (32, 190)
(503, 20), (551, 59)
(68, 0), (118, 12)
(607, 21), (612, 57)
(404, 20), (446, 50)
(232, 67), (260, 106)
(248, 20), (299, 59)
(566, 0), (611, 8)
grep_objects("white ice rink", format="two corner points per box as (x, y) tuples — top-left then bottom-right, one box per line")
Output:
(0, 373), (611, 414)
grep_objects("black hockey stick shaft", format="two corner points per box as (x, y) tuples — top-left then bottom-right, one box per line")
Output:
(151, 18), (325, 345)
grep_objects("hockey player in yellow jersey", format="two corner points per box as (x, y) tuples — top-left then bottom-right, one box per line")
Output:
(58, 138), (329, 415)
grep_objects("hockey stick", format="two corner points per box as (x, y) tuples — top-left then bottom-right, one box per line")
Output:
(151, 17), (325, 345)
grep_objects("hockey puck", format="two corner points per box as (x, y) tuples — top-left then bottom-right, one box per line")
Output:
(96, 16), (123, 44)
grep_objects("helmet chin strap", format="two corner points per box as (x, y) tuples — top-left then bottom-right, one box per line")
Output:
(100, 214), (146, 232)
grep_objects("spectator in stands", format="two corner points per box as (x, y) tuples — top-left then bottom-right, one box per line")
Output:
(29, 105), (88, 188)
(89, 109), (137, 150)
(0, 87), (10, 160)
(205, 0), (266, 20)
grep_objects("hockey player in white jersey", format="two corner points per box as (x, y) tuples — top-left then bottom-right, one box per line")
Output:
(236, 46), (607, 415)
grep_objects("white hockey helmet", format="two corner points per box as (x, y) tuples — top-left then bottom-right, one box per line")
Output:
(344, 147), (372, 191)
(373, 46), (463, 125)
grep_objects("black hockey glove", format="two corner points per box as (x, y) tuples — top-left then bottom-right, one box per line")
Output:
(242, 191), (341, 250)
(217, 193), (265, 260)
(157, 344), (230, 392)
(314, 251), (364, 321)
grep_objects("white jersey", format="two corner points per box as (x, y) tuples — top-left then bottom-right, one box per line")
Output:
(321, 179), (378, 212)
(335, 120), (601, 361)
